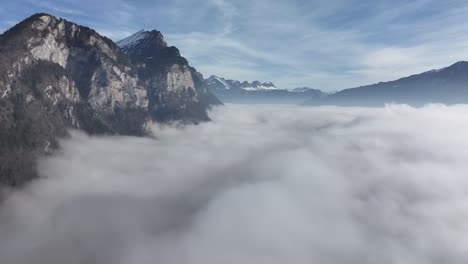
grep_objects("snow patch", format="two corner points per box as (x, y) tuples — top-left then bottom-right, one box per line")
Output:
(209, 76), (231, 90)
(208, 75), (279, 91)
(242, 85), (280, 91)
(117, 30), (149, 49)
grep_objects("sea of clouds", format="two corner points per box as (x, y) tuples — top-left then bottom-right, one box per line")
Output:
(1, 104), (468, 263)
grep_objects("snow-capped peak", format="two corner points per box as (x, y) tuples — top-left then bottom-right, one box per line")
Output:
(117, 30), (149, 49)
(207, 75), (232, 90)
(242, 84), (278, 91)
(206, 75), (279, 91)
(242, 80), (278, 91)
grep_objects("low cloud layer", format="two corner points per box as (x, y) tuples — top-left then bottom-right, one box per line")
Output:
(1, 104), (468, 263)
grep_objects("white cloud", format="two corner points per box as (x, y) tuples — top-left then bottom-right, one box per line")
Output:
(163, 0), (468, 90)
(1, 104), (468, 263)
(4, 0), (468, 90)
(14, 0), (468, 90)
(210, 0), (238, 35)
(34, 1), (84, 15)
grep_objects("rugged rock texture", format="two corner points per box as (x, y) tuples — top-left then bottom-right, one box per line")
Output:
(0, 14), (220, 186)
(117, 30), (222, 122)
(206, 75), (326, 104)
(305, 61), (468, 106)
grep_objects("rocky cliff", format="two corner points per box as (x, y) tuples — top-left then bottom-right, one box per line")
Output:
(117, 30), (221, 122)
(0, 13), (220, 186)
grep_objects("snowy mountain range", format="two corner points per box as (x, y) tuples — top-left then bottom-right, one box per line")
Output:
(206, 76), (279, 91)
(206, 75), (326, 103)
(208, 60), (468, 106)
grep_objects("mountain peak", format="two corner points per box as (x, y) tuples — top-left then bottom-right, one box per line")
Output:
(117, 29), (188, 67)
(207, 75), (231, 90)
(306, 60), (468, 106)
(447, 61), (468, 71)
(2, 13), (57, 36)
(117, 29), (167, 51)
(422, 61), (468, 76)
(26, 13), (56, 23)
(425, 61), (468, 73)
(450, 60), (468, 66)
(206, 75), (278, 91)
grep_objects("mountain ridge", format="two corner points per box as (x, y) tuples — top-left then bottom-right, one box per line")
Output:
(0, 13), (220, 186)
(206, 75), (326, 104)
(207, 75), (279, 91)
(116, 29), (221, 122)
(304, 61), (468, 106)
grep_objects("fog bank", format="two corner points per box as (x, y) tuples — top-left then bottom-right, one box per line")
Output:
(1, 104), (468, 263)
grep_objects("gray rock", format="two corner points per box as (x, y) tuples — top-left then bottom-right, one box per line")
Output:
(0, 13), (221, 186)
(118, 30), (222, 122)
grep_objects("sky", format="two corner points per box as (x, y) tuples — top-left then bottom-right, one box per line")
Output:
(1, 0), (468, 91)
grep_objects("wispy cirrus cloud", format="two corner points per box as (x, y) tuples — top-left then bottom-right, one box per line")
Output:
(32, 0), (84, 15)
(3, 0), (468, 90)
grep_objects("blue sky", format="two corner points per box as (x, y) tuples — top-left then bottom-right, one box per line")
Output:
(1, 0), (468, 91)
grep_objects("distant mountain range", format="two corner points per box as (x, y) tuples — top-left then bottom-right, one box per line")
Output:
(206, 75), (327, 104)
(207, 75), (278, 91)
(212, 61), (468, 106)
(305, 61), (468, 106)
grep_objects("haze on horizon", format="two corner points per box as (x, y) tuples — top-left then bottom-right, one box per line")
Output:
(1, 0), (468, 91)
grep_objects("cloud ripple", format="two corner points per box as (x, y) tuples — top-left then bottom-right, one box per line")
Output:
(1, 104), (468, 263)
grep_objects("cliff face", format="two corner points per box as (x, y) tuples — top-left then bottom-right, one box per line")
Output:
(117, 30), (222, 122)
(0, 14), (221, 186)
(0, 14), (150, 134)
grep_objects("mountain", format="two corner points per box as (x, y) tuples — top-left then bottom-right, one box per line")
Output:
(117, 30), (221, 122)
(304, 61), (468, 106)
(206, 75), (278, 92)
(0, 13), (220, 186)
(206, 75), (326, 104)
